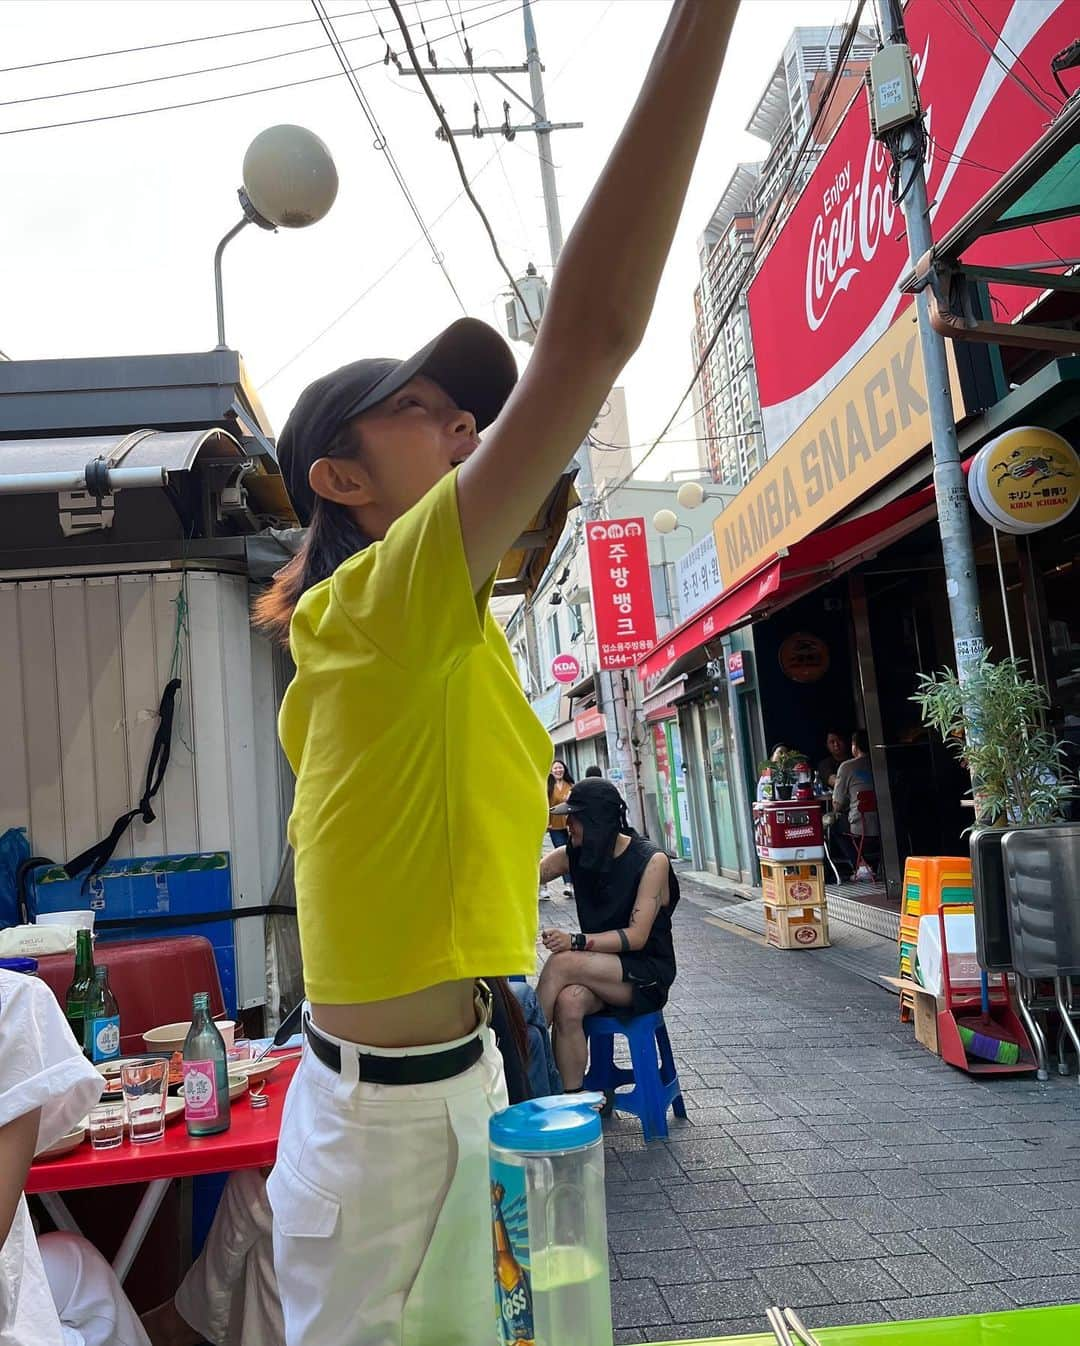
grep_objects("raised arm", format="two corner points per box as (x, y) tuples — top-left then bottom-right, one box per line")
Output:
(458, 1), (739, 587)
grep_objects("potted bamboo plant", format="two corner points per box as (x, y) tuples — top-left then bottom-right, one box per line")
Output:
(912, 653), (1072, 829)
(913, 652), (1075, 975)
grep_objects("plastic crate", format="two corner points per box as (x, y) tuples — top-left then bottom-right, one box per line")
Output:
(760, 860), (826, 908)
(764, 901), (830, 950)
(31, 853), (237, 1014)
(902, 856), (972, 917)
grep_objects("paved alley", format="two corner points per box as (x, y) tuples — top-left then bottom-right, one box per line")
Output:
(541, 879), (1080, 1342)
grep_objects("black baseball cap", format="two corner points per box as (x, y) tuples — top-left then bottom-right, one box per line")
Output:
(276, 317), (518, 525)
(550, 778), (624, 817)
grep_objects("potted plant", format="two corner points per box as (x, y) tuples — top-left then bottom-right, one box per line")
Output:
(912, 653), (1072, 829)
(913, 653), (1075, 1007)
(758, 749), (805, 802)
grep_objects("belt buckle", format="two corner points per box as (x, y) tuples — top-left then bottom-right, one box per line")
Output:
(474, 979), (493, 1028)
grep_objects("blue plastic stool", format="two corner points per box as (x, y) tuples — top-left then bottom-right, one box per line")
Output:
(582, 1011), (686, 1141)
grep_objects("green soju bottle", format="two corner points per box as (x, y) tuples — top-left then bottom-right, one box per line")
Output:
(64, 928), (95, 1049)
(182, 992), (231, 1137)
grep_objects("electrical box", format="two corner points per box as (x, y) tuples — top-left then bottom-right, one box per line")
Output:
(504, 267), (549, 346)
(868, 44), (919, 136)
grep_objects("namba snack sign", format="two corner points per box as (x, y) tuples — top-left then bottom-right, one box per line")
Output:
(721, 0), (1077, 592)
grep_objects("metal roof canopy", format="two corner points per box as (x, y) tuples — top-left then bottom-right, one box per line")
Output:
(900, 97), (1080, 354)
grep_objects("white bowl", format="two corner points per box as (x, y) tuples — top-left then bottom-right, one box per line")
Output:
(37, 1126), (87, 1159)
(144, 1020), (236, 1056)
(37, 910), (95, 931)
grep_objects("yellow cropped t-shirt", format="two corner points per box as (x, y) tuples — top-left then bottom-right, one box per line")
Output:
(279, 469), (553, 1005)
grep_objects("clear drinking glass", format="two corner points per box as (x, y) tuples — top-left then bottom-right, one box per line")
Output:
(89, 1102), (126, 1149)
(121, 1059), (168, 1144)
(227, 1039), (252, 1067)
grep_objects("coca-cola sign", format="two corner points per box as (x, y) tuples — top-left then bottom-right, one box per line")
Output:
(749, 0), (1075, 454)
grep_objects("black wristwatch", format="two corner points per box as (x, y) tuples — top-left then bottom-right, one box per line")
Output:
(570, 932), (587, 952)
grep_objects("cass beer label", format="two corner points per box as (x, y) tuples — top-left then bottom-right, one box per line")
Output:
(182, 1060), (220, 1122)
(491, 1164), (534, 1345)
(88, 1016), (120, 1063)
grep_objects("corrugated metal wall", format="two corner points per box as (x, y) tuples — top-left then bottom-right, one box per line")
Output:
(0, 570), (290, 1006)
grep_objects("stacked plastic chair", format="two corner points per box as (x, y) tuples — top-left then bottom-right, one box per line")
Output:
(897, 856), (973, 1021)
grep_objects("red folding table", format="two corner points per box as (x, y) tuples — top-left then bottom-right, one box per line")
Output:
(26, 1056), (298, 1284)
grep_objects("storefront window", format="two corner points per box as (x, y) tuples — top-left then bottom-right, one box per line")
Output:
(703, 698), (743, 877)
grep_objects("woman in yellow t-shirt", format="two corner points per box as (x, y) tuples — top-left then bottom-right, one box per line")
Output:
(547, 760), (574, 852)
(254, 6), (739, 1342)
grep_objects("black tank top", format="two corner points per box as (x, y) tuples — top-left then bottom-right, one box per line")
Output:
(568, 834), (679, 978)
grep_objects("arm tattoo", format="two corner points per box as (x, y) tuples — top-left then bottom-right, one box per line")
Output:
(618, 928), (630, 954)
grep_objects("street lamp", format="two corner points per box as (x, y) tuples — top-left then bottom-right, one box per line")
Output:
(213, 124), (339, 348)
(676, 480), (728, 512)
(652, 508), (695, 542)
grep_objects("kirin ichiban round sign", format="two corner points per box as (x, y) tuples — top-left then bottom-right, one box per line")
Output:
(551, 654), (581, 685)
(969, 426), (1079, 536)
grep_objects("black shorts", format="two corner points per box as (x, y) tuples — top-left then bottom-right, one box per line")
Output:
(616, 953), (674, 1015)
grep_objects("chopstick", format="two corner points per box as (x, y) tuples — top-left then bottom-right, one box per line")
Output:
(765, 1306), (824, 1346)
(766, 1307), (795, 1346)
(783, 1307), (824, 1346)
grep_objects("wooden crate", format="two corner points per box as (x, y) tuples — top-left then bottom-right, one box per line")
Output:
(764, 901), (830, 950)
(760, 860), (826, 908)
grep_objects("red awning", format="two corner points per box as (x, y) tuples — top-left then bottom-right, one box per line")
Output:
(637, 480), (943, 686)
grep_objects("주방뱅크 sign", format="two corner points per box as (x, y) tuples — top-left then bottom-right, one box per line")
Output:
(714, 312), (964, 590)
(585, 518), (658, 670)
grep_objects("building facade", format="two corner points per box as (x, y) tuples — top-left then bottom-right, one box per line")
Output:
(691, 25), (876, 490)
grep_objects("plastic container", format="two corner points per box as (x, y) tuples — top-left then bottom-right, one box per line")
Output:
(36, 910), (95, 931)
(0, 956), (39, 975)
(489, 1094), (612, 1346)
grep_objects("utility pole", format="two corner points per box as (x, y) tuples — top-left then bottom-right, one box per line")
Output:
(871, 0), (987, 686)
(406, 0), (644, 826)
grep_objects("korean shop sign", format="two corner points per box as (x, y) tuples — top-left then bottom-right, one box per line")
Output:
(969, 426), (1080, 535)
(714, 311), (964, 590)
(676, 532), (724, 623)
(585, 517), (658, 670)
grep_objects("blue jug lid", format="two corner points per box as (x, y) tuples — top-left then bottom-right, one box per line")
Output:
(0, 957), (39, 974)
(489, 1093), (605, 1153)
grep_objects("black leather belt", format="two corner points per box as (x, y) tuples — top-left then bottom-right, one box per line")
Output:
(304, 1018), (484, 1085)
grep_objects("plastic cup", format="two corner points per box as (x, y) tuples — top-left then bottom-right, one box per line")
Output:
(227, 1039), (252, 1066)
(120, 1059), (168, 1144)
(89, 1102), (125, 1149)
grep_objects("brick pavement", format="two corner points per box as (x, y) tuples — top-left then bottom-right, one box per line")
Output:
(538, 878), (1080, 1342)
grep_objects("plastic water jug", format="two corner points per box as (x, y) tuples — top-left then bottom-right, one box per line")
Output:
(489, 1093), (612, 1346)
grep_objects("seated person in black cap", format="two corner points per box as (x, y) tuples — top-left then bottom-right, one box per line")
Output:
(536, 779), (679, 1091)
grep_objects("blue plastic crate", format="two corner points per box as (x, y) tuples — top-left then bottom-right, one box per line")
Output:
(31, 853), (238, 1015)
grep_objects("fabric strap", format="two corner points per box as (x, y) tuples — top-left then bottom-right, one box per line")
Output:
(62, 678), (182, 887)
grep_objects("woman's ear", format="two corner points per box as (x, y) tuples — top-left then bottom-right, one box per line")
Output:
(309, 455), (374, 509)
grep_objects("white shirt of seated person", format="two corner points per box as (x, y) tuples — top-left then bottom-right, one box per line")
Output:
(0, 970), (104, 1346)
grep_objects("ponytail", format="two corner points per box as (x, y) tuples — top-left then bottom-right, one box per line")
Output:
(253, 426), (371, 646)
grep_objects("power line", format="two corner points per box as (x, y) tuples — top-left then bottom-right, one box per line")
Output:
(0, 0), (510, 111)
(958, 0), (1064, 111)
(258, 144), (507, 389)
(598, 0), (869, 499)
(387, 0), (538, 330)
(0, 2), (452, 76)
(310, 0), (466, 313)
(0, 2), (521, 138)
(0, 5), (375, 75)
(933, 0), (1059, 119)
(444, 0), (536, 259)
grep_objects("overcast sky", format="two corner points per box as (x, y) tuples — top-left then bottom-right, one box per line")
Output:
(1, 0), (849, 481)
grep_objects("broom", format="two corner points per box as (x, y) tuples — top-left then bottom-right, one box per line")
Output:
(956, 972), (1021, 1064)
